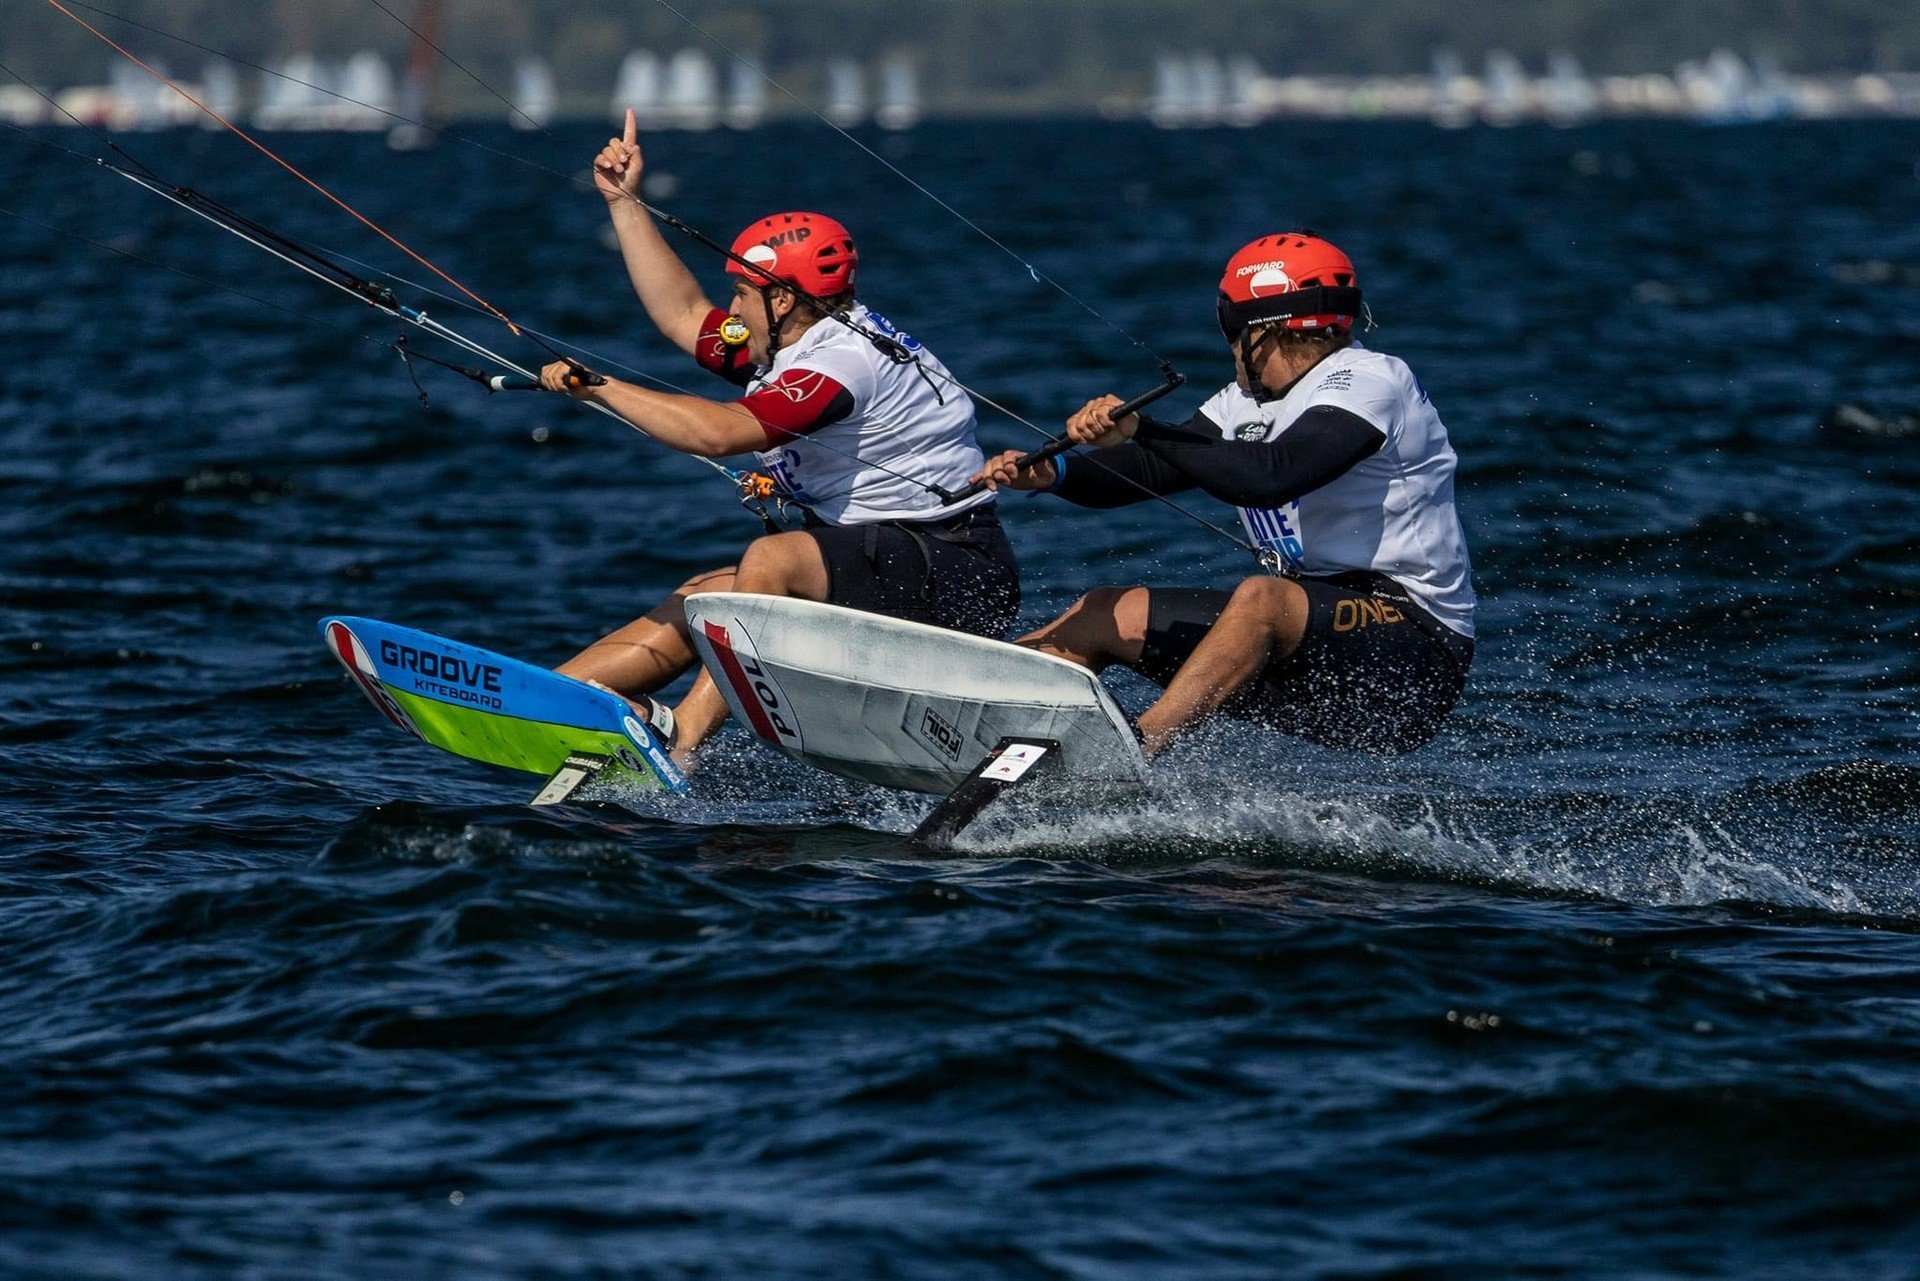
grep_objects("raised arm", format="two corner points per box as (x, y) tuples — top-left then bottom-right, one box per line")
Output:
(596, 109), (713, 357)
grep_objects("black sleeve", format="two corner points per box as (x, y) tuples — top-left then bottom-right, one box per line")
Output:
(1050, 440), (1198, 509)
(1132, 405), (1386, 508)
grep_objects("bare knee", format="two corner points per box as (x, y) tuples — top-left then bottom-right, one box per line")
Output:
(736, 533), (800, 584)
(1227, 575), (1292, 610)
(675, 565), (735, 598)
(644, 565), (735, 631)
(1224, 576), (1308, 645)
(735, 531), (828, 599)
(1074, 586), (1149, 647)
(1022, 585), (1148, 668)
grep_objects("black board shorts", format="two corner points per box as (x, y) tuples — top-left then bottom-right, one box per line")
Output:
(1127, 572), (1475, 755)
(806, 504), (1021, 639)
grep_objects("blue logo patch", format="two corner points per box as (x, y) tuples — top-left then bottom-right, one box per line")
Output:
(860, 309), (923, 354)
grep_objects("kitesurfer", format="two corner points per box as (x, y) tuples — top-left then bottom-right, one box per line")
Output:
(539, 111), (1019, 768)
(973, 232), (1474, 757)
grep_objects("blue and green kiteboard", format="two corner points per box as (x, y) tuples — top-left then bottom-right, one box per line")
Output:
(320, 616), (687, 803)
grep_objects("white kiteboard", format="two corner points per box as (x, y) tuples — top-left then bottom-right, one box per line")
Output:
(684, 592), (1149, 795)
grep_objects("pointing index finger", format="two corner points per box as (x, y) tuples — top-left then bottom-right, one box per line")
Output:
(623, 107), (637, 148)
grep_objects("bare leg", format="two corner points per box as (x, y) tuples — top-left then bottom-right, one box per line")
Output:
(1015, 586), (1150, 671)
(1135, 576), (1310, 757)
(669, 531), (830, 770)
(558, 566), (735, 697)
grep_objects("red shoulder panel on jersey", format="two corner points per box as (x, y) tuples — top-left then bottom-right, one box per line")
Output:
(736, 369), (857, 445)
(694, 306), (755, 387)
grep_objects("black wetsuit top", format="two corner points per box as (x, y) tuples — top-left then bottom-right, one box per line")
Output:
(1050, 405), (1386, 510)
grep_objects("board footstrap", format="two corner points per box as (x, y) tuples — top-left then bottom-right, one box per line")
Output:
(907, 737), (1061, 853)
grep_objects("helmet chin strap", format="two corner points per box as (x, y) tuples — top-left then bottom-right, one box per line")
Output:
(759, 286), (783, 364)
(1236, 326), (1279, 399)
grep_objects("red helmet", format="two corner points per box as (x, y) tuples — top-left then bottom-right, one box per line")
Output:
(727, 212), (859, 298)
(1216, 232), (1360, 339)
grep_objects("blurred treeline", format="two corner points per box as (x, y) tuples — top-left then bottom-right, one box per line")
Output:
(10, 0), (1916, 110)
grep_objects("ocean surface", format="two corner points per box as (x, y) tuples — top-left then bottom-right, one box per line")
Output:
(2, 116), (1918, 1277)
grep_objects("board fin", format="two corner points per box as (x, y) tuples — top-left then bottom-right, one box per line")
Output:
(531, 752), (612, 807)
(907, 737), (1061, 853)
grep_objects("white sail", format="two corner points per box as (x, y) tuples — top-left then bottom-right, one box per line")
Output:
(1482, 51), (1527, 126)
(257, 54), (329, 130)
(0, 85), (49, 126)
(337, 52), (394, 130)
(1225, 56), (1265, 127)
(663, 50), (719, 130)
(1149, 55), (1191, 128)
(200, 59), (241, 126)
(726, 58), (766, 130)
(614, 51), (664, 127)
(108, 59), (162, 130)
(825, 59), (865, 128)
(512, 59), (556, 129)
(1430, 49), (1474, 128)
(876, 57), (920, 130)
(1187, 54), (1224, 126)
(1543, 53), (1597, 126)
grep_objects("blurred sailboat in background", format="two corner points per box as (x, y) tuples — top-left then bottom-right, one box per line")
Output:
(1186, 54), (1224, 126)
(1430, 49), (1474, 128)
(385, 0), (442, 149)
(1543, 52), (1598, 126)
(1482, 51), (1527, 125)
(825, 59), (865, 127)
(614, 51), (663, 126)
(255, 54), (329, 130)
(338, 52), (395, 130)
(663, 50), (719, 130)
(1150, 55), (1192, 128)
(512, 59), (556, 129)
(1225, 57), (1264, 126)
(726, 58), (766, 130)
(200, 59), (241, 126)
(876, 57), (920, 130)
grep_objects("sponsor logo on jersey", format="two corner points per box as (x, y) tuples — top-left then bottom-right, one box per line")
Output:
(1233, 420), (1269, 441)
(760, 453), (811, 504)
(766, 370), (829, 403)
(1243, 503), (1306, 574)
(1316, 369), (1355, 393)
(700, 619), (803, 750)
(859, 309), (924, 353)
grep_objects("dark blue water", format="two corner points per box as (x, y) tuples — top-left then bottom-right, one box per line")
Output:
(3, 119), (1919, 1276)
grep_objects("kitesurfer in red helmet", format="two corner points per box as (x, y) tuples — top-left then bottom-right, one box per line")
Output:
(536, 110), (1019, 771)
(973, 232), (1476, 756)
